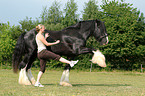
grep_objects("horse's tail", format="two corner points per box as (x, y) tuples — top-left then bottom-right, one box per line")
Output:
(12, 32), (26, 73)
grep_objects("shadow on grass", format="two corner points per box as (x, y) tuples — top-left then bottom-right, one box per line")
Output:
(43, 83), (131, 87)
(43, 83), (57, 86)
(72, 83), (131, 87)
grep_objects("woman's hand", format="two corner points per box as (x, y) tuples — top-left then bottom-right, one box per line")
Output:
(45, 33), (50, 39)
(55, 40), (60, 44)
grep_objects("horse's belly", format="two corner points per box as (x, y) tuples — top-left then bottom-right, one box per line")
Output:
(51, 44), (74, 55)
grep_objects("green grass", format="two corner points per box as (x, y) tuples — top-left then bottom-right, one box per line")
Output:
(0, 69), (145, 96)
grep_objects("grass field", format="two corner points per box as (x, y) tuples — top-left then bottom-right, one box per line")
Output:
(0, 69), (145, 96)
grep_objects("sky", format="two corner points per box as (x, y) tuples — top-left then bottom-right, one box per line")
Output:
(0, 0), (145, 26)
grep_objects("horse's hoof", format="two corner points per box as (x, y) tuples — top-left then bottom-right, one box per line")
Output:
(30, 78), (36, 85)
(19, 81), (32, 85)
(60, 82), (72, 87)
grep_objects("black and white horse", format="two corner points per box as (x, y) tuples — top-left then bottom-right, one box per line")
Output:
(12, 19), (109, 86)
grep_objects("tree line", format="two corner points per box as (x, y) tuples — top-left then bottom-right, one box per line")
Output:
(0, 0), (145, 71)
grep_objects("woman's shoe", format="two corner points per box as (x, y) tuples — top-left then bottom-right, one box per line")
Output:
(70, 60), (79, 67)
(34, 82), (44, 87)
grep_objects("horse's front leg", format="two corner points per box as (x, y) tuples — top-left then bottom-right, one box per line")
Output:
(76, 47), (95, 55)
(60, 64), (72, 87)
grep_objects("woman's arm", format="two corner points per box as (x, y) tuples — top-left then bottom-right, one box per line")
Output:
(38, 34), (60, 46)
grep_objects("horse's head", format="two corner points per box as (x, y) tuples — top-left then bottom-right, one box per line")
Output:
(93, 19), (109, 45)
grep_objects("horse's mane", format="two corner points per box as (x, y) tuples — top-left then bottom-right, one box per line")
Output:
(61, 20), (99, 31)
(61, 22), (81, 31)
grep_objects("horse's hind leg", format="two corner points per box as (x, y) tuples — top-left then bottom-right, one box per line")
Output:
(19, 51), (36, 85)
(18, 54), (32, 85)
(26, 51), (37, 85)
(19, 68), (36, 85)
(19, 67), (32, 85)
(60, 64), (72, 87)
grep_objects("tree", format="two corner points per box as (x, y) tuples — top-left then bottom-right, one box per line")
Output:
(99, 0), (145, 70)
(0, 23), (16, 65)
(40, 1), (63, 24)
(40, 1), (64, 31)
(19, 17), (39, 32)
(82, 0), (101, 20)
(63, 0), (79, 27)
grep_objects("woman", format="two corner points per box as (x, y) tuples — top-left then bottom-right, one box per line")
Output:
(35, 24), (78, 87)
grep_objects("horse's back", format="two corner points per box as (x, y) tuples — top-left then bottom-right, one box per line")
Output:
(24, 28), (37, 40)
(24, 28), (37, 50)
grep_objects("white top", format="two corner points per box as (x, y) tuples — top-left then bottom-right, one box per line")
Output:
(36, 34), (46, 53)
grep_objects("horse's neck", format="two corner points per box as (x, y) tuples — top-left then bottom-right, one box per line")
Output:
(80, 31), (91, 40)
(49, 31), (61, 39)
(80, 25), (93, 40)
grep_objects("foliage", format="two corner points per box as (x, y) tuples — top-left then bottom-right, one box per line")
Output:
(99, 0), (145, 70)
(10, 25), (23, 40)
(0, 23), (16, 65)
(40, 1), (65, 30)
(63, 0), (79, 27)
(0, 0), (145, 71)
(45, 23), (65, 31)
(82, 0), (101, 20)
(19, 17), (40, 32)
(41, 1), (63, 25)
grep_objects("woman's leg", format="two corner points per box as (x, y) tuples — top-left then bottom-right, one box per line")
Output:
(36, 71), (43, 83)
(59, 57), (71, 64)
(35, 71), (44, 87)
(41, 50), (79, 67)
(59, 57), (78, 67)
(35, 58), (46, 87)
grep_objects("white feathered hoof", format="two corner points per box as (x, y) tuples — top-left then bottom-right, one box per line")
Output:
(60, 82), (72, 87)
(19, 69), (31, 85)
(91, 50), (107, 67)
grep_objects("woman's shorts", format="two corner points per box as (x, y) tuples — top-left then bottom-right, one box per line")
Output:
(37, 49), (61, 73)
(38, 49), (61, 61)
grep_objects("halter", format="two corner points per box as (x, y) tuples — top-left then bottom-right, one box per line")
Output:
(95, 22), (108, 41)
(97, 33), (108, 41)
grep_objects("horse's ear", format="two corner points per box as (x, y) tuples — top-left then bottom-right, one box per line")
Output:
(74, 21), (81, 28)
(96, 19), (101, 26)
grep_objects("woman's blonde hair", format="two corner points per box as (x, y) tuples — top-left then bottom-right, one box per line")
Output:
(36, 24), (44, 32)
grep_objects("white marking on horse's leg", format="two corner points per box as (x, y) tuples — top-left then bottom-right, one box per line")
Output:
(64, 69), (69, 83)
(60, 69), (72, 87)
(19, 68), (31, 85)
(27, 69), (36, 85)
(19, 69), (23, 84)
(60, 70), (66, 84)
